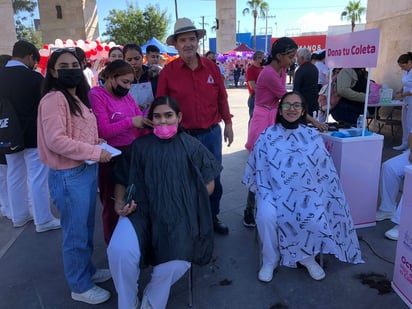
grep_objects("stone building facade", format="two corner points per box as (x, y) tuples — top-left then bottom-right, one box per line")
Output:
(216, 0), (236, 54)
(0, 0), (17, 55)
(366, 0), (412, 90)
(38, 0), (99, 45)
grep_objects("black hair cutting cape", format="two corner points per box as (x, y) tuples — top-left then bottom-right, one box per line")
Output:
(114, 132), (222, 267)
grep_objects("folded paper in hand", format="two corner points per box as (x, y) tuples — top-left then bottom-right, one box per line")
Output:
(85, 143), (121, 164)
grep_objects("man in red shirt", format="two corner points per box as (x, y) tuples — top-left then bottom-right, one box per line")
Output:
(157, 18), (234, 235)
(245, 51), (264, 119)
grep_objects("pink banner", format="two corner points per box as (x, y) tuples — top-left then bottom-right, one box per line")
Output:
(325, 28), (380, 68)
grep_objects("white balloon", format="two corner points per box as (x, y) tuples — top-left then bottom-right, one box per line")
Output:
(55, 38), (63, 47)
(77, 40), (85, 48)
(89, 41), (97, 49)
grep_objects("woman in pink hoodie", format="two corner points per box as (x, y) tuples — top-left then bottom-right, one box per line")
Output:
(37, 49), (112, 305)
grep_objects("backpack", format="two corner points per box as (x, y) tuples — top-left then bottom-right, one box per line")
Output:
(0, 97), (24, 154)
(318, 74), (341, 112)
(368, 81), (382, 105)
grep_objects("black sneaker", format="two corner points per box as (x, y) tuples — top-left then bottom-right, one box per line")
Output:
(243, 209), (256, 228)
(213, 216), (229, 235)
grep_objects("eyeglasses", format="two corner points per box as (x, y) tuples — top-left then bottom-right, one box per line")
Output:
(51, 47), (76, 55)
(281, 102), (303, 110)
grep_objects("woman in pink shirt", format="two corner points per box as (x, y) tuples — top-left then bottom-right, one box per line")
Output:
(245, 37), (298, 152)
(89, 60), (150, 244)
(37, 49), (112, 305)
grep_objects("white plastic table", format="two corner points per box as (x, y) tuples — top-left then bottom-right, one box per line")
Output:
(368, 100), (405, 132)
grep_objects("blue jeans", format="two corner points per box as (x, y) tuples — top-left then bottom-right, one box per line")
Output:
(247, 94), (255, 120)
(49, 163), (98, 293)
(193, 124), (223, 217)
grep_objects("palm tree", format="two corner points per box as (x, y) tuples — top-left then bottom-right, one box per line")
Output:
(242, 0), (269, 50)
(340, 0), (366, 32)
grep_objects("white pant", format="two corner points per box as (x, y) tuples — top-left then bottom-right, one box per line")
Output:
(392, 196), (402, 225)
(107, 217), (191, 309)
(401, 103), (412, 145)
(0, 164), (10, 217)
(256, 198), (280, 268)
(6, 148), (53, 225)
(379, 150), (410, 213)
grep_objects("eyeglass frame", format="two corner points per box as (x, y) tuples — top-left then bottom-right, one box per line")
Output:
(280, 102), (304, 110)
(50, 47), (77, 56)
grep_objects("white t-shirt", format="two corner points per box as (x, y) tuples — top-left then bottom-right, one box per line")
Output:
(315, 61), (329, 85)
(83, 67), (94, 87)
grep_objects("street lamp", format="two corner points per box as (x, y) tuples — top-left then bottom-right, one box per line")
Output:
(237, 20), (240, 46)
(260, 10), (276, 54)
(174, 0), (178, 19)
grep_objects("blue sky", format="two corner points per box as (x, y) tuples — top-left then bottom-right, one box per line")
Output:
(96, 0), (368, 40)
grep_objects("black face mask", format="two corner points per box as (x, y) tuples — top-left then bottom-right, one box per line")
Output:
(280, 115), (300, 129)
(112, 84), (129, 97)
(57, 69), (83, 88)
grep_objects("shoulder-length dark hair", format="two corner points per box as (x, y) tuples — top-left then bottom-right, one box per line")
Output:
(275, 91), (307, 124)
(147, 96), (184, 132)
(147, 96), (181, 120)
(41, 49), (90, 116)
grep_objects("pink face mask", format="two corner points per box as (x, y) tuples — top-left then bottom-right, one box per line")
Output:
(153, 124), (178, 139)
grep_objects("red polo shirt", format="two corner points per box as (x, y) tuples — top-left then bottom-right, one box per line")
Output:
(246, 64), (263, 96)
(156, 55), (232, 130)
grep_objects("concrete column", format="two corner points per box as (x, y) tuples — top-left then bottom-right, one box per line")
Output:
(83, 0), (99, 40)
(0, 0), (17, 55)
(38, 0), (98, 44)
(216, 0), (236, 54)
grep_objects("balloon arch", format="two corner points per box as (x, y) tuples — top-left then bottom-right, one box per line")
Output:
(37, 38), (178, 75)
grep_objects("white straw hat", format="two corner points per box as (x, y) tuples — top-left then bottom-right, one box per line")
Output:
(166, 18), (206, 46)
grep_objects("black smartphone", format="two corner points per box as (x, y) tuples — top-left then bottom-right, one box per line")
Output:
(123, 184), (136, 206)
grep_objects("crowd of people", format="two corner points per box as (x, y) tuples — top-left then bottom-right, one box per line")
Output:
(0, 16), (411, 309)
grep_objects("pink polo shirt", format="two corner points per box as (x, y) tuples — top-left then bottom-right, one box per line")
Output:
(254, 65), (287, 109)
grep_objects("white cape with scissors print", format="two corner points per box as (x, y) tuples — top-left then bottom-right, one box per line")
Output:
(243, 124), (364, 267)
